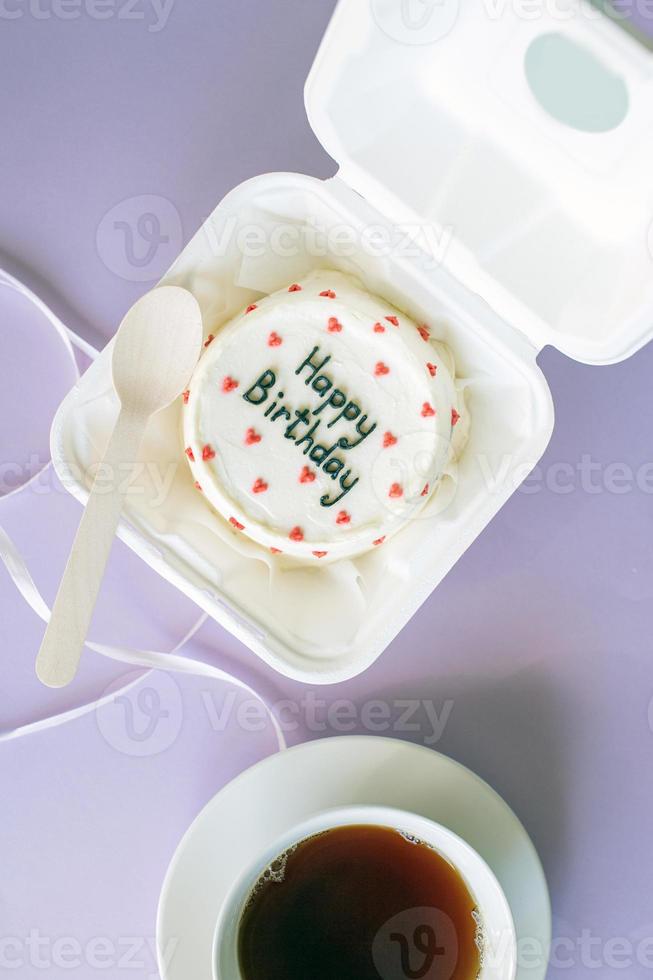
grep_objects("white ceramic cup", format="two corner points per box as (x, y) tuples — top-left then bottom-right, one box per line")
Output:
(213, 805), (517, 980)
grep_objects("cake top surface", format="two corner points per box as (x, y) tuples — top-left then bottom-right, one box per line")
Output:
(183, 271), (464, 560)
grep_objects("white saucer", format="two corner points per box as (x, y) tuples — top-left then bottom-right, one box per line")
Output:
(157, 736), (551, 980)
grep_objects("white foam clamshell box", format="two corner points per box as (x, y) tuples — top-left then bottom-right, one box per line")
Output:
(52, 0), (653, 682)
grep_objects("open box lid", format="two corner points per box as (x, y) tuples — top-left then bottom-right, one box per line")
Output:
(305, 0), (653, 365)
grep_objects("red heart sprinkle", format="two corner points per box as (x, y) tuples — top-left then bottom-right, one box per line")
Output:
(204, 334), (215, 348)
(289, 526), (304, 542)
(375, 362), (390, 376)
(421, 402), (435, 418)
(252, 478), (268, 494)
(320, 290), (336, 299)
(451, 408), (461, 426)
(421, 483), (430, 497)
(185, 447), (195, 461)
(427, 362), (437, 377)
(229, 517), (245, 531)
(182, 390), (190, 404)
(202, 445), (216, 461)
(222, 376), (239, 393)
(385, 315), (399, 326)
(336, 511), (351, 525)
(245, 304), (257, 314)
(373, 536), (386, 547)
(245, 428), (262, 445)
(299, 466), (316, 484)
(373, 322), (386, 333)
(194, 481), (203, 492)
(270, 547), (282, 554)
(268, 331), (282, 347)
(327, 317), (343, 333)
(288, 284), (302, 292)
(383, 432), (397, 449)
(389, 483), (403, 499)
(312, 551), (328, 559)
(418, 325), (430, 342)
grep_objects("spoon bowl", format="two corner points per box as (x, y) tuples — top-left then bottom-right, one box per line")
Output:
(112, 286), (204, 415)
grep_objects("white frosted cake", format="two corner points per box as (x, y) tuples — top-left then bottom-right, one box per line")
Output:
(182, 271), (466, 561)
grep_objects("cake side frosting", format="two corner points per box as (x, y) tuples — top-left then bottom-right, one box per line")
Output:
(182, 271), (466, 561)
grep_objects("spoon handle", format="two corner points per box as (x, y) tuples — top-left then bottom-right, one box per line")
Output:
(36, 407), (148, 688)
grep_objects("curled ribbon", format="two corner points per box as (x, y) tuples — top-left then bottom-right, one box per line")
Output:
(0, 268), (286, 751)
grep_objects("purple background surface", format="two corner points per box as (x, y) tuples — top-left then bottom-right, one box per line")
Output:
(2, 2), (653, 978)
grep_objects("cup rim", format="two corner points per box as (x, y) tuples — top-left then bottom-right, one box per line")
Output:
(212, 803), (517, 980)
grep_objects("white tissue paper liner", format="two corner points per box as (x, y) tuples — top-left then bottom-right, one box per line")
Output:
(51, 173), (555, 682)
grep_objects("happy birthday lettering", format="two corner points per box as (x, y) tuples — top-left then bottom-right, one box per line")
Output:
(242, 346), (378, 507)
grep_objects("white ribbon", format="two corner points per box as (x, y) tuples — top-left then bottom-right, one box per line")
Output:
(0, 268), (286, 751)
(0, 267), (81, 499)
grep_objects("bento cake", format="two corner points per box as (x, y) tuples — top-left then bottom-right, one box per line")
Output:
(183, 271), (465, 561)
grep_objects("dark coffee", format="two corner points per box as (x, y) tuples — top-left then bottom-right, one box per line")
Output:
(237, 824), (482, 980)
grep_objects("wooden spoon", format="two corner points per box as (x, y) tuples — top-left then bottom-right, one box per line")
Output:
(36, 285), (203, 689)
